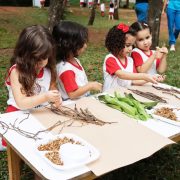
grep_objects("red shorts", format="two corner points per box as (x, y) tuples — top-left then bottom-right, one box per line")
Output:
(109, 12), (114, 15)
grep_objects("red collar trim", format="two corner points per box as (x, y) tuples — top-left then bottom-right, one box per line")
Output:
(68, 60), (83, 70)
(141, 50), (152, 57)
(118, 57), (127, 68)
(37, 68), (44, 78)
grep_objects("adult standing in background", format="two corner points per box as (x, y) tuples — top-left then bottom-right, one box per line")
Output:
(162, 0), (180, 51)
(135, 0), (149, 23)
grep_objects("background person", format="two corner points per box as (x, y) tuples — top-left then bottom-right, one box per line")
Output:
(162, 0), (180, 51)
(100, 1), (105, 17)
(40, 0), (45, 8)
(135, 0), (149, 23)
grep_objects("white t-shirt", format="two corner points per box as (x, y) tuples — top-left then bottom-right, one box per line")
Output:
(56, 59), (89, 100)
(132, 48), (158, 75)
(6, 65), (51, 109)
(100, 3), (105, 11)
(103, 54), (134, 92)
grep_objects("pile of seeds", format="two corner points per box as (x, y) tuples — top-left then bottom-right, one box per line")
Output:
(154, 107), (177, 121)
(45, 151), (63, 165)
(38, 136), (82, 165)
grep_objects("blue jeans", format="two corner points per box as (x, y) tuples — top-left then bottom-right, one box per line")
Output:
(166, 7), (180, 45)
(135, 3), (149, 23)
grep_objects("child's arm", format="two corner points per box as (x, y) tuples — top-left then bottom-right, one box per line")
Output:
(135, 53), (157, 73)
(157, 47), (168, 74)
(10, 69), (61, 110)
(133, 49), (164, 73)
(68, 82), (102, 99)
(115, 70), (158, 84)
(49, 80), (62, 108)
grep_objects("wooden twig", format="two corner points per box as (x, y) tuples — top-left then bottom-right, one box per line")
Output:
(162, 91), (180, 100)
(48, 104), (116, 126)
(128, 89), (167, 103)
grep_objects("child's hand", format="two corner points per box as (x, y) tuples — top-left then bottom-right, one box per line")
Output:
(155, 47), (164, 59)
(45, 90), (62, 104)
(153, 74), (166, 82)
(89, 81), (103, 92)
(159, 47), (168, 54)
(144, 74), (158, 84)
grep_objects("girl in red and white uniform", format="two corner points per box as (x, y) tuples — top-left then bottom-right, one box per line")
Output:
(103, 23), (163, 92)
(131, 22), (168, 75)
(52, 21), (102, 101)
(109, 1), (114, 20)
(0, 25), (62, 151)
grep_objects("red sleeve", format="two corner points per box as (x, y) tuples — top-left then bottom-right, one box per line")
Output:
(131, 51), (144, 67)
(106, 57), (121, 75)
(133, 63), (137, 73)
(59, 70), (78, 93)
(156, 58), (161, 69)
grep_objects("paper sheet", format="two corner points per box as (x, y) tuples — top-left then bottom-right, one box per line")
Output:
(32, 96), (174, 176)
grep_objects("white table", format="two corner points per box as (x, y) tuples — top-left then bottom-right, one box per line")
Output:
(1, 83), (180, 179)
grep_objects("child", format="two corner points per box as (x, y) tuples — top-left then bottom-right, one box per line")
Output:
(88, 0), (93, 8)
(109, 1), (114, 20)
(52, 21), (102, 101)
(131, 22), (168, 75)
(100, 1), (105, 17)
(0, 25), (62, 151)
(80, 0), (84, 7)
(40, 0), (45, 8)
(103, 23), (163, 92)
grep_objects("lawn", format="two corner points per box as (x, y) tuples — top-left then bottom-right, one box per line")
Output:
(0, 5), (180, 180)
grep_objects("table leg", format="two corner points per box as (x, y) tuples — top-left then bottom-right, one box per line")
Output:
(7, 145), (21, 180)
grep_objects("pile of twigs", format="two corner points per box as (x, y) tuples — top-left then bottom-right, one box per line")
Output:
(48, 104), (116, 126)
(152, 85), (180, 100)
(152, 85), (180, 94)
(0, 105), (116, 140)
(128, 89), (167, 103)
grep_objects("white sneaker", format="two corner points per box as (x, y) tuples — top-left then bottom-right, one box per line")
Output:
(0, 137), (7, 151)
(170, 44), (175, 51)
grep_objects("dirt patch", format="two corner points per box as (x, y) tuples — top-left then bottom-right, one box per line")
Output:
(0, 48), (13, 56)
(0, 6), (28, 14)
(88, 28), (107, 45)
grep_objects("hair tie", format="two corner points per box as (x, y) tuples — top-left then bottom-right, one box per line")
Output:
(117, 23), (129, 33)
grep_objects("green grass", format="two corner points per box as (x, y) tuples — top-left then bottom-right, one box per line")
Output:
(0, 6), (180, 180)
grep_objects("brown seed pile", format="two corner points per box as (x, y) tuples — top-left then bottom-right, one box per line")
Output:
(38, 136), (82, 166)
(38, 137), (81, 151)
(154, 107), (177, 121)
(45, 151), (63, 165)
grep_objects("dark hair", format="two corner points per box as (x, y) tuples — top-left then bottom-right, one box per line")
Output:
(10, 25), (56, 96)
(105, 25), (136, 56)
(110, 3), (114, 8)
(130, 21), (151, 34)
(52, 21), (88, 62)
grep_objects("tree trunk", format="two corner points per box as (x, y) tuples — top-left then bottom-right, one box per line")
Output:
(126, 0), (129, 8)
(88, 0), (97, 25)
(114, 1), (119, 20)
(48, 0), (65, 33)
(148, 0), (163, 49)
